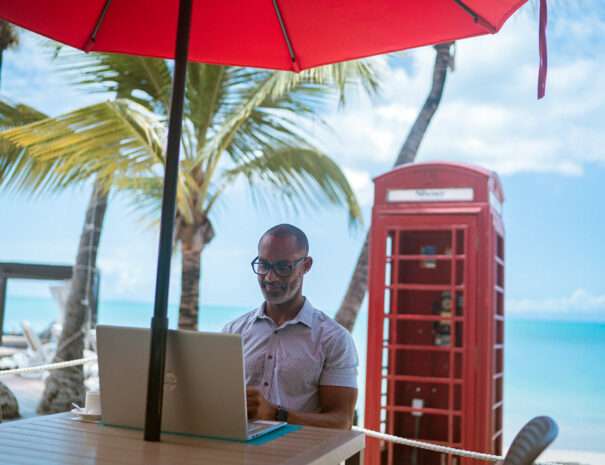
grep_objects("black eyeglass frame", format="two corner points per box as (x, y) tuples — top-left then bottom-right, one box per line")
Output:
(251, 255), (307, 277)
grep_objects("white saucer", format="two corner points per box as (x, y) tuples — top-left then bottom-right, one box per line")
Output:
(70, 408), (101, 422)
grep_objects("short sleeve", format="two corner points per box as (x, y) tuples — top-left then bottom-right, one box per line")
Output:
(319, 327), (359, 388)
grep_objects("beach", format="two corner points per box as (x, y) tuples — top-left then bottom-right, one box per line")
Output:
(1, 374), (45, 420)
(2, 297), (604, 464)
(537, 449), (605, 465)
(3, 375), (604, 465)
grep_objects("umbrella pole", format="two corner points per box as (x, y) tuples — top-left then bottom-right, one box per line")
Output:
(144, 0), (193, 442)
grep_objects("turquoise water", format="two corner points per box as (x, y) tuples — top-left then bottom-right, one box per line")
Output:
(3, 296), (604, 452)
(504, 319), (605, 452)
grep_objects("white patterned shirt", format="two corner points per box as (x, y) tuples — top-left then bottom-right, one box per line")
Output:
(222, 298), (358, 413)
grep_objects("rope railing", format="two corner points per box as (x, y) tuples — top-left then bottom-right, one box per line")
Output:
(0, 358), (565, 465)
(353, 426), (565, 465)
(353, 425), (504, 462)
(0, 356), (97, 376)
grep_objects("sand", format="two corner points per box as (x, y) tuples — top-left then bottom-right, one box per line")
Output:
(536, 448), (605, 465)
(1, 374), (45, 420)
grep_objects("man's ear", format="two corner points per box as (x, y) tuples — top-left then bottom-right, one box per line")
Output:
(302, 256), (313, 274)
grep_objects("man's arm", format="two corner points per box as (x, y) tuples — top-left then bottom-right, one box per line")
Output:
(247, 385), (358, 430)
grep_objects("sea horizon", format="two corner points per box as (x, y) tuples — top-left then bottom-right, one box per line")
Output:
(4, 294), (605, 331)
(2, 295), (604, 454)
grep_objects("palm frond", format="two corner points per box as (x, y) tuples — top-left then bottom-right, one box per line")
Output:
(0, 20), (20, 50)
(193, 61), (386, 218)
(0, 98), (165, 195)
(200, 58), (386, 167)
(0, 97), (48, 129)
(115, 175), (164, 227)
(301, 57), (386, 106)
(185, 63), (227, 158)
(214, 147), (362, 229)
(50, 46), (173, 114)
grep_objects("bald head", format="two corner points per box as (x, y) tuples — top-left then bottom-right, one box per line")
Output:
(259, 224), (309, 256)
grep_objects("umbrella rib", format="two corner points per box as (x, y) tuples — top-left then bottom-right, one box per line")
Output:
(272, 0), (300, 72)
(84, 0), (113, 52)
(452, 0), (497, 33)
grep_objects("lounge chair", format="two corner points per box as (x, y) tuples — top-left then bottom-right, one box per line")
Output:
(20, 320), (49, 364)
(500, 416), (558, 465)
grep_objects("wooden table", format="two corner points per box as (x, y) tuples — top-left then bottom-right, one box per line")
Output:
(0, 413), (364, 465)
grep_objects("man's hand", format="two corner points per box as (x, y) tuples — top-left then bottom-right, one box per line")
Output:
(246, 387), (277, 421)
(246, 385), (357, 429)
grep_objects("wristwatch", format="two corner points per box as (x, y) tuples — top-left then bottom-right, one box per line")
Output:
(276, 405), (288, 422)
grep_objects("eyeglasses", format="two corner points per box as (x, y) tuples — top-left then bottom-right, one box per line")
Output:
(251, 256), (307, 277)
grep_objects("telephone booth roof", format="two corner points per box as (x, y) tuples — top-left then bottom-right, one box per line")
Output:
(373, 161), (504, 209)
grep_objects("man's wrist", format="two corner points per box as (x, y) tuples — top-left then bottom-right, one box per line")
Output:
(275, 405), (289, 422)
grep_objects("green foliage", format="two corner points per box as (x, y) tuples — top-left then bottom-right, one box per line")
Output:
(1, 49), (384, 228)
(0, 99), (163, 196)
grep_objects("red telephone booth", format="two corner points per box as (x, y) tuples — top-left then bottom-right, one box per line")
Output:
(364, 162), (505, 465)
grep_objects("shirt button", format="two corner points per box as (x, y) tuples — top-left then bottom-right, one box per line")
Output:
(268, 355), (273, 359)
(264, 382), (269, 386)
(273, 330), (278, 334)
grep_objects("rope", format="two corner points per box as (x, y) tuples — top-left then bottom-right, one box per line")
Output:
(353, 426), (503, 461)
(0, 356), (97, 376)
(0, 357), (566, 465)
(55, 328), (86, 355)
(352, 426), (566, 465)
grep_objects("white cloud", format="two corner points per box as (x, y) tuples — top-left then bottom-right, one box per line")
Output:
(318, 5), (605, 180)
(98, 254), (149, 297)
(343, 167), (374, 207)
(3, 32), (110, 116)
(507, 289), (605, 313)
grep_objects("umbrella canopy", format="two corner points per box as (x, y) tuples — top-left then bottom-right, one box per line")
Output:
(4, 0), (529, 72)
(1, 0), (537, 442)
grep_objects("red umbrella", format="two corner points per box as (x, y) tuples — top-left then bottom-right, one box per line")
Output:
(3, 0), (533, 72)
(1, 0), (542, 442)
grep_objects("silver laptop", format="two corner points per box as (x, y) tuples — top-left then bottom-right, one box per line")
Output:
(96, 325), (286, 441)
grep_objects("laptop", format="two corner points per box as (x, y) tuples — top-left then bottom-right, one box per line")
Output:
(96, 325), (286, 441)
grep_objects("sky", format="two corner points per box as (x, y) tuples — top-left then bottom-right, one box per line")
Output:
(1, 1), (604, 324)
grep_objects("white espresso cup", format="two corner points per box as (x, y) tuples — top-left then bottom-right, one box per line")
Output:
(84, 391), (101, 414)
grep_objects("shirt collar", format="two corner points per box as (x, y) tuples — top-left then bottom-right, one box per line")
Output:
(255, 297), (314, 328)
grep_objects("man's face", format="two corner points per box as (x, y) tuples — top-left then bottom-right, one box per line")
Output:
(256, 234), (308, 305)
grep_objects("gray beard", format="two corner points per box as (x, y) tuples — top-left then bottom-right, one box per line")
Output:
(261, 273), (302, 305)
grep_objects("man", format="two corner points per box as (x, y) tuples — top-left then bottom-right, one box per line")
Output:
(222, 224), (358, 430)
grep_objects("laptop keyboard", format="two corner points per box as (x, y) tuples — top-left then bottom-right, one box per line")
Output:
(247, 422), (262, 433)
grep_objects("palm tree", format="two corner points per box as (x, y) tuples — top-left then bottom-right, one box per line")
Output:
(1, 52), (383, 337)
(0, 21), (20, 90)
(334, 42), (455, 331)
(44, 53), (382, 331)
(0, 97), (158, 413)
(35, 176), (108, 414)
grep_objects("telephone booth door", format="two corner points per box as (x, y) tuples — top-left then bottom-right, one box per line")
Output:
(364, 162), (505, 465)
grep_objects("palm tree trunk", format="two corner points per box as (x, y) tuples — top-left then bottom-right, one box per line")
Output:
(178, 239), (203, 331)
(334, 42), (454, 331)
(177, 217), (214, 331)
(335, 233), (370, 332)
(37, 177), (108, 414)
(394, 42), (455, 165)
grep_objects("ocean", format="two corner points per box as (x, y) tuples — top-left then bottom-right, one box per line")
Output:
(3, 296), (604, 453)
